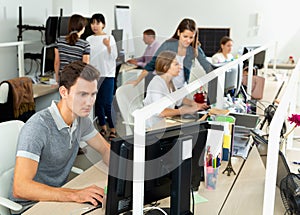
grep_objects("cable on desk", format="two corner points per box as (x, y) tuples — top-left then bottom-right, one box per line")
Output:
(143, 206), (168, 215)
(191, 188), (195, 215)
(81, 205), (102, 215)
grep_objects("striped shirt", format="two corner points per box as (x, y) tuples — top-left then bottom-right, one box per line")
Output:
(55, 36), (90, 71)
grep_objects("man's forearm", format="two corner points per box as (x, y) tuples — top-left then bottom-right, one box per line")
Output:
(13, 179), (77, 203)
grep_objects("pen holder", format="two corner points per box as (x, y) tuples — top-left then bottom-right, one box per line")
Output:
(205, 166), (219, 190)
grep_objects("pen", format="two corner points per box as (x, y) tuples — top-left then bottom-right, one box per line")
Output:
(293, 161), (300, 165)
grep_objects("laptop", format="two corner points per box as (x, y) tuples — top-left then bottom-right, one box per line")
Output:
(230, 112), (259, 129)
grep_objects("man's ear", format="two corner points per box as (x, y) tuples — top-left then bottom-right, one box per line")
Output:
(177, 30), (180, 37)
(59, 86), (68, 98)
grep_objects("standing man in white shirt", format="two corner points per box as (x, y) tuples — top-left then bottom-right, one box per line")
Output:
(127, 29), (161, 69)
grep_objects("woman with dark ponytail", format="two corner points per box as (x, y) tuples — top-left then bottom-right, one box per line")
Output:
(54, 14), (90, 82)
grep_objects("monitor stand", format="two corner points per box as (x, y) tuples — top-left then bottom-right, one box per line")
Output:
(124, 155), (193, 215)
(125, 136), (194, 215)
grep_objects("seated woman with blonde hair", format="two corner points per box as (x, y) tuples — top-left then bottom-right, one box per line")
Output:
(143, 50), (209, 127)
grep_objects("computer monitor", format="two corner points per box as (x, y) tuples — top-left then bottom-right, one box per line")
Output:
(198, 27), (230, 57)
(45, 16), (59, 45)
(106, 121), (210, 214)
(207, 62), (243, 105)
(81, 18), (93, 40)
(41, 16), (93, 75)
(57, 16), (70, 37)
(112, 29), (123, 55)
(242, 46), (266, 69)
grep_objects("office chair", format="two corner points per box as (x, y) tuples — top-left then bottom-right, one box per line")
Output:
(0, 120), (24, 215)
(188, 60), (206, 83)
(115, 82), (144, 135)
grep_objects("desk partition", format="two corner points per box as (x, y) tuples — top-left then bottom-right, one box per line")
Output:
(263, 59), (300, 214)
(132, 42), (276, 215)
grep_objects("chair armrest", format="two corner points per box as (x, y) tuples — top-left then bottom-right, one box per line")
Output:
(0, 196), (22, 211)
(0, 82), (9, 103)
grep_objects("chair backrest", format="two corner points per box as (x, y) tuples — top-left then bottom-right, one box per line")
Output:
(115, 82), (144, 135)
(0, 120), (24, 215)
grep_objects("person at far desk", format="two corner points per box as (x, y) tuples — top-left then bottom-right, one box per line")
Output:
(127, 29), (161, 68)
(9, 61), (110, 215)
(86, 13), (118, 140)
(127, 18), (214, 91)
(211, 36), (234, 64)
(54, 14), (90, 82)
(143, 51), (209, 127)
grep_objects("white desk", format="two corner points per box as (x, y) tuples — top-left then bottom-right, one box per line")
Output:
(32, 84), (59, 111)
(268, 63), (296, 70)
(286, 149), (300, 174)
(220, 146), (285, 215)
(32, 84), (58, 99)
(23, 162), (108, 215)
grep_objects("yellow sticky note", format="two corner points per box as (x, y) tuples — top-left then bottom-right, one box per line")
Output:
(223, 134), (231, 149)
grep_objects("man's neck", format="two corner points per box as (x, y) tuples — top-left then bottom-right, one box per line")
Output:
(57, 101), (75, 126)
(148, 39), (155, 46)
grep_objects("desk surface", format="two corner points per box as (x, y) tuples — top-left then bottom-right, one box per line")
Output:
(119, 63), (138, 72)
(286, 149), (300, 173)
(268, 63), (296, 70)
(23, 162), (108, 215)
(220, 146), (285, 215)
(32, 84), (58, 99)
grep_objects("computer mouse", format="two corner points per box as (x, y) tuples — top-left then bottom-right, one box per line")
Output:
(84, 198), (102, 208)
(182, 114), (198, 120)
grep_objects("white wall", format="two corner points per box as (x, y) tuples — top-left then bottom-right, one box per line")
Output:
(0, 0), (299, 81)
(0, 0), (132, 81)
(131, 0), (300, 62)
(53, 0), (132, 37)
(0, 0), (52, 80)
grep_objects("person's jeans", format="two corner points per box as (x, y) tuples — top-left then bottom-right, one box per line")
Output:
(95, 77), (115, 129)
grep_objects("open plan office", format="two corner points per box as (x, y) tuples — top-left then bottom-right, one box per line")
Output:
(0, 1), (300, 215)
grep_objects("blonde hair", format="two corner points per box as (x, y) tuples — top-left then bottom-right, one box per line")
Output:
(155, 51), (177, 75)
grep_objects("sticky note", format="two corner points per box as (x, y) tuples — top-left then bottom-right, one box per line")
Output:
(223, 134), (231, 149)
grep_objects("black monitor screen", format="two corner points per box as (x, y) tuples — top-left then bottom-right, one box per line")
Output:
(58, 16), (70, 37)
(81, 18), (93, 40)
(112, 29), (123, 54)
(57, 16), (93, 40)
(106, 121), (209, 214)
(198, 27), (230, 57)
(242, 46), (266, 69)
(207, 62), (243, 105)
(45, 16), (59, 45)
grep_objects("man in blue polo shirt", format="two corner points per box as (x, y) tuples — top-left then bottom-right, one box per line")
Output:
(9, 61), (110, 214)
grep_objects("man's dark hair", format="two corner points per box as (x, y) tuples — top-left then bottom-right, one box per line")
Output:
(143, 29), (156, 38)
(59, 61), (100, 90)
